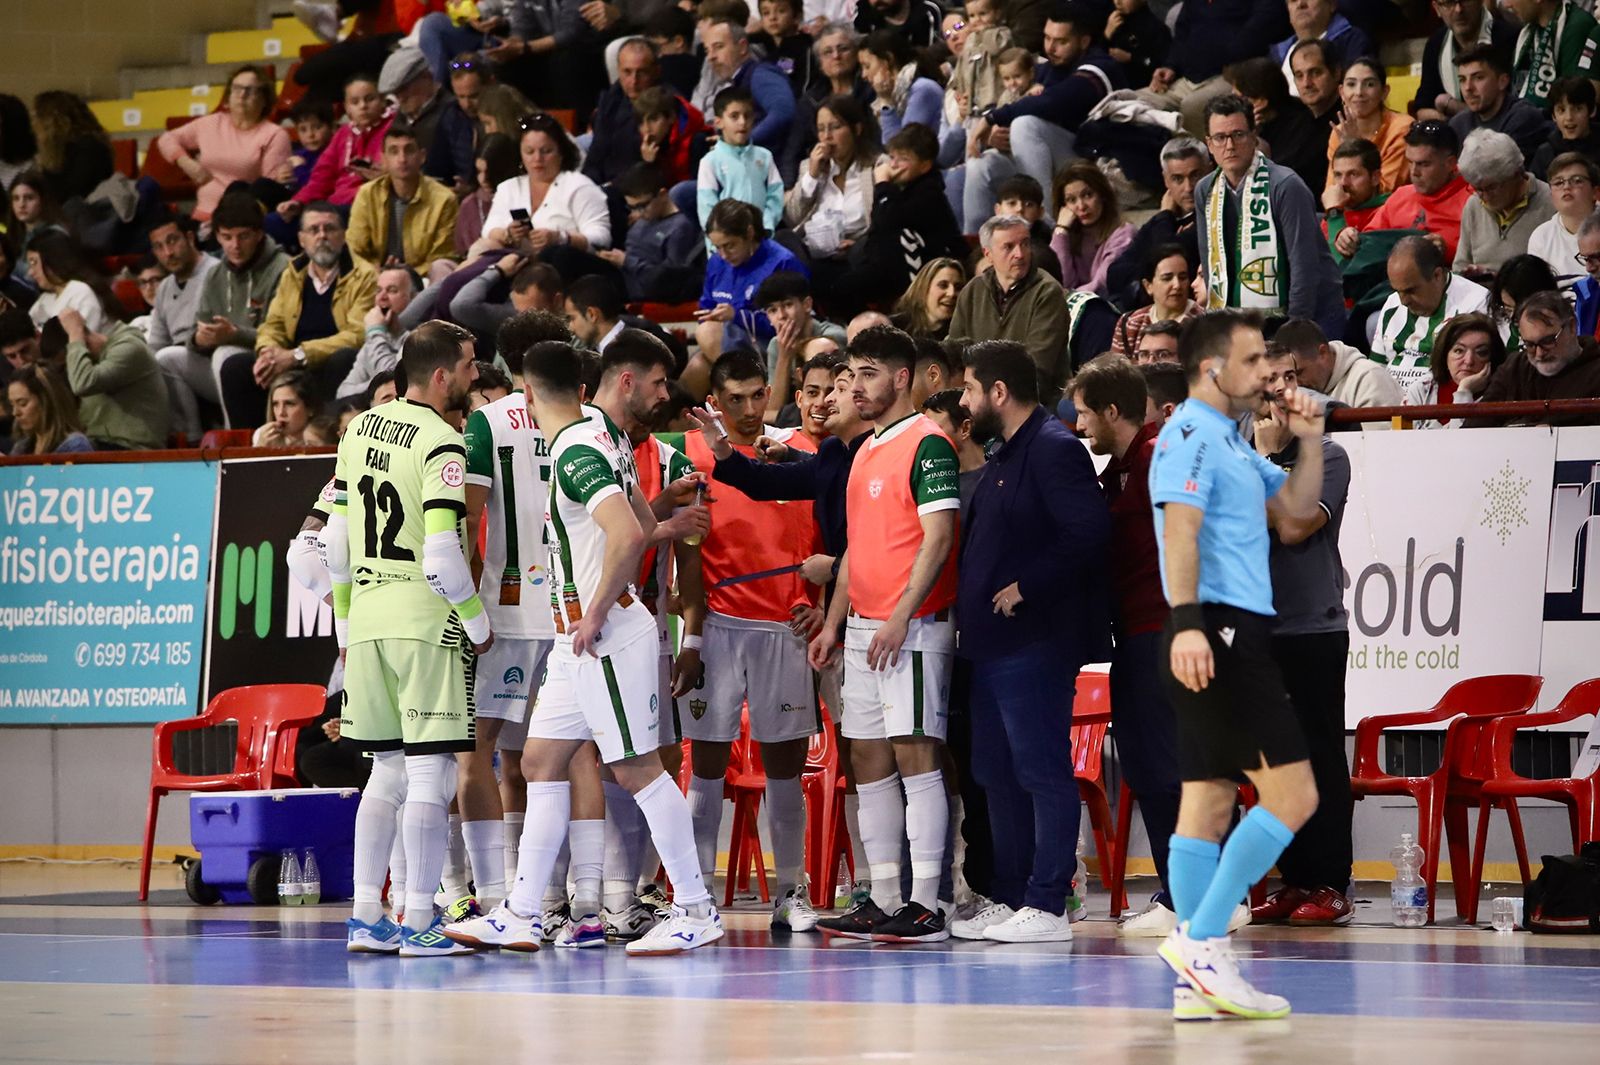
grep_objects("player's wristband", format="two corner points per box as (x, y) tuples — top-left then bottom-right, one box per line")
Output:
(681, 634), (703, 651)
(1170, 603), (1205, 634)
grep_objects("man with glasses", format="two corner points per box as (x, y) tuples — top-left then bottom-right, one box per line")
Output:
(1194, 95), (1345, 340)
(1134, 320), (1182, 367)
(1466, 289), (1600, 424)
(1455, 128), (1557, 277)
(1372, 234), (1490, 391)
(1414, 0), (1517, 121)
(1447, 45), (1555, 164)
(1576, 210), (1600, 337)
(1529, 154), (1600, 284)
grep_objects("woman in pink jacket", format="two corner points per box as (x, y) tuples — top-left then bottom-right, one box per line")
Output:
(277, 74), (392, 220)
(156, 65), (292, 222)
(1050, 161), (1136, 298)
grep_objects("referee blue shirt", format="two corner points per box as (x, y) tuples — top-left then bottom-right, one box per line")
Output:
(1149, 398), (1288, 616)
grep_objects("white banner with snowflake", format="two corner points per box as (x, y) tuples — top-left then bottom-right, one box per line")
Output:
(1338, 427), (1554, 724)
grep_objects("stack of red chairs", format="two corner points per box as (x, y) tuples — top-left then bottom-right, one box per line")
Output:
(719, 711), (771, 905)
(1070, 673), (1126, 912)
(803, 704), (849, 907)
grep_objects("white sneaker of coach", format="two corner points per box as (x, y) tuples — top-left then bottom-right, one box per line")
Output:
(982, 905), (1075, 943)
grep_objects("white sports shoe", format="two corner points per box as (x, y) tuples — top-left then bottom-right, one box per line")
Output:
(603, 902), (659, 941)
(541, 901), (570, 943)
(772, 885), (820, 932)
(1172, 980), (1229, 1022)
(442, 902), (543, 952)
(625, 904), (725, 955)
(1227, 903), (1253, 934)
(949, 898), (1015, 941)
(1119, 898), (1178, 938)
(1158, 926), (1291, 1020)
(983, 905), (1075, 943)
(556, 910), (607, 948)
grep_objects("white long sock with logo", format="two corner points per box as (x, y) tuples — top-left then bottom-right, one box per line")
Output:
(507, 782), (570, 919)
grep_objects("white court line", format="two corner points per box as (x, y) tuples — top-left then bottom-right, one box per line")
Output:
(0, 929), (282, 944)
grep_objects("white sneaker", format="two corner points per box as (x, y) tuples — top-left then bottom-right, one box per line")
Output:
(950, 898), (1015, 941)
(625, 904), (724, 955)
(603, 902), (659, 940)
(1227, 903), (1253, 934)
(1119, 898), (1178, 938)
(983, 905), (1075, 943)
(1158, 926), (1290, 1020)
(541, 901), (569, 943)
(1173, 980), (1229, 1022)
(292, 0), (341, 41)
(442, 902), (543, 952)
(772, 885), (820, 932)
(556, 910), (606, 948)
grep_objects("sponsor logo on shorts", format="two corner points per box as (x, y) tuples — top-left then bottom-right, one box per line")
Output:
(688, 698), (708, 720)
(504, 666), (525, 686)
(405, 708), (462, 721)
(650, 694), (658, 712)
(441, 459), (465, 488)
(780, 703), (803, 714)
(1218, 626), (1236, 647)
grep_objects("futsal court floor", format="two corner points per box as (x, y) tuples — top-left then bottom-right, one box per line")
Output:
(2, 861), (1598, 1065)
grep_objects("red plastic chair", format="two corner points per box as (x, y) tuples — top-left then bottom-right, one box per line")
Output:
(140, 684), (325, 899)
(630, 301), (701, 325)
(1464, 679), (1600, 923)
(139, 118), (200, 203)
(802, 703), (850, 907)
(1071, 673), (1126, 912)
(722, 712), (771, 905)
(1350, 674), (1543, 923)
(111, 139), (138, 179)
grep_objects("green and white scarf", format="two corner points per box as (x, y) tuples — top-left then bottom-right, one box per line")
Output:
(1205, 153), (1285, 312)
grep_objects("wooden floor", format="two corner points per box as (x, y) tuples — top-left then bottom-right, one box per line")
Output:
(2, 861), (1598, 1065)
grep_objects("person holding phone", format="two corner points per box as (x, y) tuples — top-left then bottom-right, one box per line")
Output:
(278, 74), (393, 221)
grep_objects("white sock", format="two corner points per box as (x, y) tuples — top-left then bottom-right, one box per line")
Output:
(603, 781), (643, 912)
(507, 782), (570, 919)
(844, 792), (868, 890)
(462, 819), (506, 909)
(857, 774), (904, 912)
(568, 818), (605, 916)
(543, 834), (571, 910)
(635, 836), (662, 893)
(634, 772), (712, 914)
(440, 813), (471, 898)
(765, 775), (806, 897)
(503, 811), (524, 887)
(686, 773), (725, 883)
(387, 805), (407, 913)
(903, 770), (948, 911)
(351, 752), (404, 925)
(402, 800), (450, 928)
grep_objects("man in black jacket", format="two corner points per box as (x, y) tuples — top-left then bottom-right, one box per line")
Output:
(582, 39), (664, 187)
(1106, 135), (1208, 307)
(1412, 0), (1518, 121)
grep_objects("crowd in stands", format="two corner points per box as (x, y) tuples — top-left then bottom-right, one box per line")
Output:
(5, 0), (1600, 456)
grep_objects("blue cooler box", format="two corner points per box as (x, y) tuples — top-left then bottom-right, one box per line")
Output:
(188, 788), (360, 904)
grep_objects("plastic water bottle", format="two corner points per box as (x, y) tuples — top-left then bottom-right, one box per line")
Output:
(278, 848), (304, 906)
(1389, 832), (1428, 927)
(300, 848), (322, 906)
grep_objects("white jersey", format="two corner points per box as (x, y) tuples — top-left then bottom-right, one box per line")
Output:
(1370, 274), (1489, 392)
(463, 392), (554, 639)
(636, 434), (695, 649)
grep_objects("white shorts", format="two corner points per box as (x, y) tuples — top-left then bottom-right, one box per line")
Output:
(841, 614), (953, 741)
(487, 639), (555, 752)
(527, 631), (662, 764)
(474, 637), (555, 723)
(684, 613), (819, 744)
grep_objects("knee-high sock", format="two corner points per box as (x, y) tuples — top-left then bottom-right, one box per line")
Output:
(543, 833), (572, 909)
(635, 834), (662, 892)
(352, 751), (405, 924)
(634, 772), (712, 913)
(1167, 836), (1221, 925)
(502, 811), (524, 890)
(857, 774), (905, 912)
(844, 792), (868, 888)
(462, 819), (506, 908)
(441, 813), (471, 897)
(603, 781), (647, 912)
(507, 782), (571, 919)
(687, 774), (725, 883)
(765, 775), (807, 896)
(903, 770), (948, 911)
(568, 818), (605, 916)
(401, 754), (457, 928)
(1189, 808), (1295, 940)
(387, 817), (408, 914)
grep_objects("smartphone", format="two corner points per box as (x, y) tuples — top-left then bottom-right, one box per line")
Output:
(510, 208), (532, 225)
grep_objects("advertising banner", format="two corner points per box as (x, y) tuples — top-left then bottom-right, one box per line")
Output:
(0, 462), (217, 723)
(1540, 427), (1600, 734)
(204, 455), (339, 701)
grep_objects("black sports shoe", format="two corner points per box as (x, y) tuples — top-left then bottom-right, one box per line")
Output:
(816, 898), (890, 941)
(872, 902), (950, 943)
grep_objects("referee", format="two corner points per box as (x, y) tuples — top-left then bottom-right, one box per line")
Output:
(1148, 309), (1326, 1022)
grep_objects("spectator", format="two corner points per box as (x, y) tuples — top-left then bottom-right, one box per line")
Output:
(583, 39), (664, 187)
(1401, 310), (1505, 424)
(379, 48), (447, 166)
(1288, 39), (1342, 137)
(280, 74), (393, 228)
(1466, 289), (1600, 424)
(602, 163), (704, 303)
(1529, 153), (1600, 285)
(785, 22), (875, 183)
(995, 48), (1038, 108)
(1327, 58), (1411, 193)
(1104, 0), (1171, 91)
(0, 229), (36, 313)
(860, 29), (943, 142)
(1488, 254), (1561, 348)
(993, 174), (1064, 285)
(698, 18), (797, 153)
(920, 388), (985, 507)
(1109, 243), (1203, 359)
(44, 309), (169, 450)
(1532, 77), (1600, 180)
(1132, 318), (1182, 366)
(1276, 316), (1403, 411)
(0, 305), (40, 371)
(23, 230), (121, 333)
(475, 82), (537, 138)
(756, 270), (848, 404)
(128, 256), (164, 333)
(1050, 162), (1135, 298)
(252, 369), (320, 447)
(0, 94), (38, 194)
(1373, 234), (1491, 390)
(339, 265), (417, 401)
(8, 171), (63, 255)
(173, 193), (292, 438)
(31, 91), (113, 204)
(1106, 136), (1209, 304)
(346, 126), (460, 277)
(258, 98), (336, 206)
(751, 0), (822, 95)
(893, 256), (967, 339)
(951, 338), (1110, 945)
(1455, 128), (1558, 277)
(449, 257), (567, 340)
(7, 363), (92, 455)
(480, 112), (614, 281)
(688, 199), (808, 379)
(784, 94), (879, 288)
(1509, 0), (1600, 111)
(1323, 139), (1388, 265)
(414, 6), (501, 83)
(143, 213), (220, 369)
(1447, 46), (1556, 165)
(562, 272), (688, 364)
(948, 215), (1073, 401)
(634, 86), (707, 186)
(910, 337), (965, 404)
(423, 55), (487, 192)
(944, 0), (1014, 147)
(470, 359), (514, 409)
(1145, 0), (1290, 138)
(456, 133), (522, 256)
(1356, 121), (1473, 262)
(1414, 0), (1518, 121)
(1271, 0), (1373, 96)
(697, 87), (785, 242)
(853, 0), (943, 49)
(1140, 357), (1188, 424)
(1226, 57), (1329, 199)
(1578, 209), (1600, 336)
(222, 203), (376, 429)
(1196, 95), (1347, 340)
(155, 65), (292, 222)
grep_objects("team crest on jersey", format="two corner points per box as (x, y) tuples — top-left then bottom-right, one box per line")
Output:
(688, 698), (708, 720)
(320, 479), (337, 503)
(441, 459), (465, 487)
(868, 478), (884, 499)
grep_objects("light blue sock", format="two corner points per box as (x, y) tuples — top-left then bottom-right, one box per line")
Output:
(1189, 807), (1295, 940)
(1167, 835), (1220, 925)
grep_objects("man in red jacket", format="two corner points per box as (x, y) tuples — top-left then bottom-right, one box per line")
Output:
(1340, 121), (1474, 262)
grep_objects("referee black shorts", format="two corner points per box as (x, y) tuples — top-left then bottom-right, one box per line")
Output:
(1158, 603), (1309, 783)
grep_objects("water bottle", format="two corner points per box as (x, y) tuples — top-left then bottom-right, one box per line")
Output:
(1389, 832), (1428, 927)
(278, 848), (304, 906)
(301, 848), (322, 906)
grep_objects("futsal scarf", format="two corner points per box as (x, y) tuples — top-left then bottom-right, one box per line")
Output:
(1514, 2), (1600, 109)
(1205, 154), (1285, 312)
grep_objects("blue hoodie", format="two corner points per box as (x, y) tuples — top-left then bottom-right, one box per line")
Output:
(700, 239), (809, 347)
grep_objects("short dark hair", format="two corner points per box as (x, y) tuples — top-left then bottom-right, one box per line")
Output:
(643, 6), (694, 44)
(1551, 75), (1597, 112)
(37, 318), (68, 362)
(497, 309), (572, 374)
(885, 122), (939, 163)
(601, 329), (676, 379)
(566, 273), (625, 322)
(616, 162), (669, 200)
(289, 96), (335, 125)
(1069, 353), (1146, 424)
(914, 336), (953, 373)
(1141, 318), (1183, 343)
(382, 124), (419, 145)
(522, 339), (586, 397)
(148, 211), (199, 241)
(473, 360), (512, 394)
(300, 200), (343, 227)
(1272, 318), (1328, 363)
(365, 369), (397, 405)
(995, 174), (1044, 206)
(802, 349), (846, 378)
(1456, 44), (1511, 77)
(400, 320), (474, 383)
(848, 323), (918, 375)
(1392, 232), (1447, 277)
(706, 198), (764, 240)
(713, 85), (755, 116)
(710, 350), (767, 391)
(1045, 1), (1103, 37)
(1332, 137), (1382, 174)
(0, 306), (39, 347)
(922, 388), (971, 424)
(1405, 118), (1461, 155)
(755, 270), (811, 308)
(1517, 288), (1576, 330)
(1179, 308), (1262, 382)
(1140, 361), (1188, 409)
(1288, 38), (1340, 76)
(1204, 93), (1256, 133)
(511, 261), (563, 301)
(964, 339), (1039, 404)
(211, 189), (265, 230)
(1493, 254), (1561, 325)
(1226, 57), (1290, 108)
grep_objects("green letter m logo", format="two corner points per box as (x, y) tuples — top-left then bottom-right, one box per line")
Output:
(218, 541), (274, 639)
